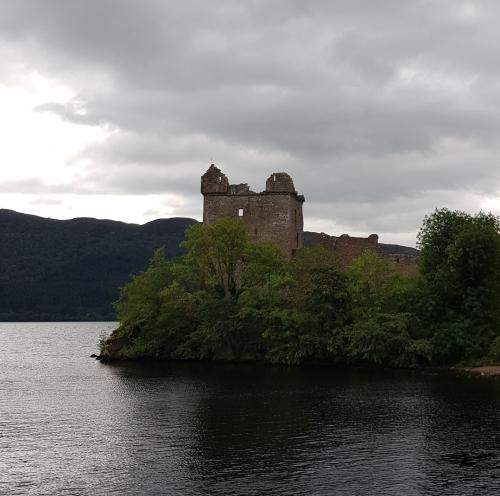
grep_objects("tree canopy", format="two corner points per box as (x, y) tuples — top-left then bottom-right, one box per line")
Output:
(417, 208), (500, 362)
(102, 210), (500, 367)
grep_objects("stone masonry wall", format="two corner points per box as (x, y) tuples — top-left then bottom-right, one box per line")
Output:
(309, 232), (379, 266)
(334, 234), (380, 266)
(386, 254), (418, 276)
(309, 231), (418, 275)
(202, 165), (304, 258)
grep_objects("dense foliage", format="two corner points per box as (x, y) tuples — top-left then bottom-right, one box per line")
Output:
(416, 209), (500, 364)
(101, 209), (500, 367)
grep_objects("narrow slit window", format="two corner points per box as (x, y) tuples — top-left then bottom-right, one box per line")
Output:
(294, 209), (297, 226)
(296, 232), (299, 248)
(238, 208), (244, 217)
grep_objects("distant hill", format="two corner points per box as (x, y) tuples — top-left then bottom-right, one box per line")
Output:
(0, 210), (418, 321)
(0, 210), (196, 321)
(376, 243), (419, 256)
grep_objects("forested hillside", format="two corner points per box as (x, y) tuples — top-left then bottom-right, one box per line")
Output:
(0, 210), (196, 321)
(0, 210), (415, 321)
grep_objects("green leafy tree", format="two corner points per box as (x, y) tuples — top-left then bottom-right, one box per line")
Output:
(345, 251), (427, 367)
(417, 208), (500, 362)
(114, 247), (173, 327)
(346, 251), (397, 317)
(181, 218), (249, 298)
(259, 246), (352, 364)
(347, 313), (432, 368)
(241, 241), (288, 289)
(237, 242), (292, 360)
(102, 248), (175, 358)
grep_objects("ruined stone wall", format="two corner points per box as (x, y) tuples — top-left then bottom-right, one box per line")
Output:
(386, 254), (418, 276)
(308, 232), (337, 251)
(334, 234), (379, 266)
(202, 165), (304, 258)
(308, 232), (379, 265)
(309, 231), (418, 275)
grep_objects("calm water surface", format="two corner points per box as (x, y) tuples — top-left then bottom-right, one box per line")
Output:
(1, 322), (500, 495)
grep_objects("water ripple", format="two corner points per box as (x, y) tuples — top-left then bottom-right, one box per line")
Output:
(1, 322), (500, 495)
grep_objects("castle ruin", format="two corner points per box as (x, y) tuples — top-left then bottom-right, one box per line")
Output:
(202, 164), (304, 258)
(307, 231), (380, 266)
(308, 231), (418, 275)
(201, 165), (417, 274)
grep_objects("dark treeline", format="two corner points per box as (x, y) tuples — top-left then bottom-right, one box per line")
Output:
(0, 210), (196, 321)
(101, 209), (500, 367)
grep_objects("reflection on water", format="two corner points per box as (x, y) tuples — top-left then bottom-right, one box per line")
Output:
(1, 322), (500, 495)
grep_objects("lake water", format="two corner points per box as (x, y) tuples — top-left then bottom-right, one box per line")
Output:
(1, 322), (500, 495)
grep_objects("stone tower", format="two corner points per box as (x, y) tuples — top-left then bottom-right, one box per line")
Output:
(201, 164), (305, 258)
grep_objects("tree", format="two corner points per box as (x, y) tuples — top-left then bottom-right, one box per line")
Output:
(345, 250), (427, 367)
(346, 250), (397, 317)
(417, 208), (500, 362)
(102, 248), (176, 359)
(257, 246), (352, 365)
(241, 241), (287, 289)
(114, 248), (173, 327)
(181, 218), (249, 298)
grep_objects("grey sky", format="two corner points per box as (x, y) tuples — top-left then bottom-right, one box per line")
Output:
(1, 0), (499, 245)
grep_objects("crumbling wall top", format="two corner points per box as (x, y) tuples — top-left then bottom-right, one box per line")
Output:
(201, 164), (229, 194)
(202, 165), (303, 200)
(265, 172), (296, 193)
(228, 183), (255, 195)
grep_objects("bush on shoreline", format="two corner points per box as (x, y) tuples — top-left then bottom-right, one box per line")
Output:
(100, 209), (500, 367)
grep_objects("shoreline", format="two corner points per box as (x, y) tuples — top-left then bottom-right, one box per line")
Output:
(459, 366), (500, 377)
(93, 354), (500, 377)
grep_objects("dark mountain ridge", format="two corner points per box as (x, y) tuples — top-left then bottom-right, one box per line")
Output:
(0, 209), (196, 321)
(0, 209), (416, 321)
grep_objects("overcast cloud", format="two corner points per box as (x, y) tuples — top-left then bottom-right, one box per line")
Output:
(1, 0), (500, 245)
